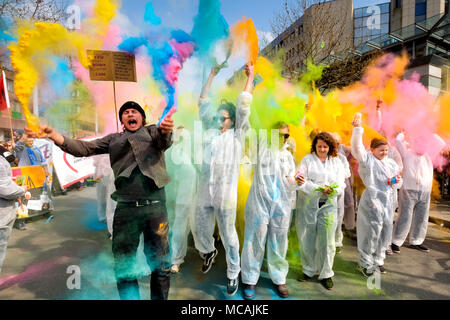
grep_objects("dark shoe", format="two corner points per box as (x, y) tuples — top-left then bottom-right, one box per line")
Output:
(358, 265), (373, 277)
(409, 244), (430, 252)
(297, 273), (312, 282)
(227, 277), (239, 296)
(201, 249), (218, 274)
(345, 228), (357, 240)
(243, 284), (256, 300)
(377, 265), (387, 274)
(336, 246), (342, 254)
(391, 243), (400, 253)
(275, 284), (289, 298)
(320, 278), (333, 290)
(18, 221), (27, 230)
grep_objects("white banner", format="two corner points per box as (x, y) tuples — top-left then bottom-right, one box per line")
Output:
(45, 137), (101, 189)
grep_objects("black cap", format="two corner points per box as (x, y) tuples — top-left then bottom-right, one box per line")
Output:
(119, 101), (146, 123)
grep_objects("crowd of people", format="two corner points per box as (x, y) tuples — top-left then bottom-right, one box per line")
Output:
(0, 62), (447, 301)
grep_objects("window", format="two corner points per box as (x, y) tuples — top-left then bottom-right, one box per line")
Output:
(355, 17), (363, 28)
(355, 8), (363, 18)
(380, 3), (390, 14)
(381, 13), (389, 24)
(6, 79), (13, 93)
(415, 0), (426, 23)
(395, 0), (402, 9)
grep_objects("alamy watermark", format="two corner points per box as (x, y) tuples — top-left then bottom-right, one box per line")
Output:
(66, 265), (81, 290)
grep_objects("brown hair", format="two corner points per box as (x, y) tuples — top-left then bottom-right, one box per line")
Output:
(370, 138), (388, 149)
(311, 132), (338, 157)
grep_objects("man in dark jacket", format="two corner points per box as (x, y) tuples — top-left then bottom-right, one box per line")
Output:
(26, 101), (175, 300)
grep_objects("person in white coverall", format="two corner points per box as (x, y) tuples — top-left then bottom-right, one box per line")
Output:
(375, 104), (404, 256)
(391, 132), (441, 253)
(193, 63), (254, 296)
(241, 122), (297, 300)
(0, 146), (30, 273)
(166, 126), (198, 273)
(296, 132), (346, 290)
(330, 133), (351, 254)
(93, 154), (116, 236)
(351, 114), (402, 276)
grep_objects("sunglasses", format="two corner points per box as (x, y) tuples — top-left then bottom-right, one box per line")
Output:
(216, 116), (230, 123)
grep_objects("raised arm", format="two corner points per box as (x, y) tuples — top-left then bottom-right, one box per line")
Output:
(243, 63), (255, 94)
(235, 64), (254, 135)
(395, 132), (407, 159)
(200, 66), (219, 100)
(350, 113), (368, 164)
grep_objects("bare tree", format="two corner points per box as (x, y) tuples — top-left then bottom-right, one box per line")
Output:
(269, 0), (355, 82)
(270, 0), (307, 37)
(0, 0), (70, 24)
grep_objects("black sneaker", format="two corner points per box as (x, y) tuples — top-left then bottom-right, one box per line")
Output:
(391, 243), (400, 253)
(377, 265), (387, 274)
(358, 265), (373, 277)
(201, 249), (218, 274)
(18, 221), (27, 230)
(320, 278), (333, 290)
(227, 277), (239, 296)
(297, 273), (312, 282)
(409, 244), (430, 252)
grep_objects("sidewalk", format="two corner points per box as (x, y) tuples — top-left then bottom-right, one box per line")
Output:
(430, 198), (450, 229)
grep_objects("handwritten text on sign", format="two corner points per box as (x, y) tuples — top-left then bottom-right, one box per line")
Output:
(87, 50), (137, 82)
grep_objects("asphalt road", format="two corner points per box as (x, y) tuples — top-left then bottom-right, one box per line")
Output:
(0, 186), (449, 300)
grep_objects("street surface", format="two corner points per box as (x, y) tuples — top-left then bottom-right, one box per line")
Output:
(0, 186), (449, 300)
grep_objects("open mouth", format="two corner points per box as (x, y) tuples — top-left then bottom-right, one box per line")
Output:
(127, 119), (138, 129)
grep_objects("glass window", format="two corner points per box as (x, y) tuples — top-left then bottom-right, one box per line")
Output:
(371, 28), (381, 36)
(354, 28), (362, 37)
(381, 23), (389, 34)
(380, 3), (390, 13)
(381, 13), (389, 24)
(428, 75), (441, 88)
(415, 0), (427, 16)
(363, 27), (371, 37)
(355, 8), (363, 18)
(416, 14), (426, 23)
(354, 17), (363, 28)
(395, 0), (402, 9)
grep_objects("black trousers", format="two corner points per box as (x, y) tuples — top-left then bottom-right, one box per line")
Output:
(112, 201), (171, 300)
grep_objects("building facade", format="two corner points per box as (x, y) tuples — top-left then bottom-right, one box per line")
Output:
(262, 0), (449, 97)
(0, 67), (26, 141)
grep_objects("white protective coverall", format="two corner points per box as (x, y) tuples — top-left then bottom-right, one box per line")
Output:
(385, 144), (403, 250)
(351, 127), (402, 271)
(241, 142), (296, 285)
(336, 147), (351, 248)
(296, 153), (346, 280)
(0, 156), (25, 273)
(93, 154), (116, 236)
(392, 133), (434, 247)
(166, 128), (198, 266)
(194, 91), (252, 280)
